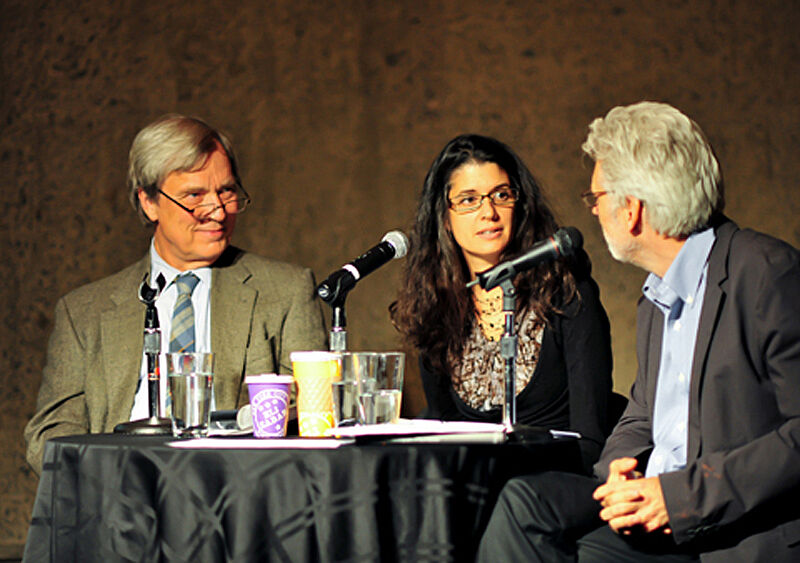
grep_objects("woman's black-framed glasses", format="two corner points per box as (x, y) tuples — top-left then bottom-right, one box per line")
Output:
(158, 185), (251, 220)
(448, 186), (519, 214)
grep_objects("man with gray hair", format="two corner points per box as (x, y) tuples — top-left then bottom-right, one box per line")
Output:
(25, 115), (327, 473)
(478, 102), (800, 561)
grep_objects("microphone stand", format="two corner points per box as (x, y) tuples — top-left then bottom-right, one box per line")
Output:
(498, 279), (563, 444)
(114, 273), (172, 435)
(469, 275), (558, 445)
(316, 271), (351, 352)
(316, 231), (409, 352)
(498, 279), (517, 428)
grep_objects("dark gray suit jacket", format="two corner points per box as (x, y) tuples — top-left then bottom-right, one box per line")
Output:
(24, 247), (327, 473)
(596, 218), (800, 561)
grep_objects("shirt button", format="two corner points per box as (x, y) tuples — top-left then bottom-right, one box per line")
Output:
(687, 295), (694, 304)
(674, 321), (682, 331)
(678, 373), (686, 383)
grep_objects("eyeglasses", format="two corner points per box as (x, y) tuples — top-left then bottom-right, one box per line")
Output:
(158, 185), (251, 220)
(448, 186), (519, 214)
(580, 189), (608, 208)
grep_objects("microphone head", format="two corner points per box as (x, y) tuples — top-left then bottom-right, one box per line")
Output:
(382, 230), (409, 259)
(554, 227), (583, 257)
(138, 272), (164, 304)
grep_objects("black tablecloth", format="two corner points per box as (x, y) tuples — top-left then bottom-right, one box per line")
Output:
(24, 433), (581, 562)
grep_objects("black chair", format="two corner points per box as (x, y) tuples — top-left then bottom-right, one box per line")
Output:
(607, 391), (628, 433)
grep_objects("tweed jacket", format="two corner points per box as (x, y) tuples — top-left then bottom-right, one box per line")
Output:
(24, 247), (327, 473)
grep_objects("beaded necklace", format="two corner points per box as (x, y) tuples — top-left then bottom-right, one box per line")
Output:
(472, 286), (506, 342)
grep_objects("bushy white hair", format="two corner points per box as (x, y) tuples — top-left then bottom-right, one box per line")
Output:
(582, 101), (723, 237)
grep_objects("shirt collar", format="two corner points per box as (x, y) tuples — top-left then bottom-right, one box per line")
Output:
(642, 227), (716, 310)
(149, 239), (212, 291)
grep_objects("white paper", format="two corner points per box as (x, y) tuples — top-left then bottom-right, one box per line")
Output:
(167, 437), (354, 449)
(326, 419), (507, 438)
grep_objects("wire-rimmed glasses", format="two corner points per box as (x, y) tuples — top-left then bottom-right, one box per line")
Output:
(158, 185), (251, 220)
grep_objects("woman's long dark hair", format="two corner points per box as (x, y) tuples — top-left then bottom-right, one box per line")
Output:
(391, 134), (580, 376)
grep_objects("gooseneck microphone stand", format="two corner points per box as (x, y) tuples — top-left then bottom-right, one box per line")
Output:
(114, 273), (172, 435)
(468, 228), (585, 443)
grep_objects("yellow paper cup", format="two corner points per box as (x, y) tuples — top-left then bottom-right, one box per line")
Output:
(290, 351), (341, 437)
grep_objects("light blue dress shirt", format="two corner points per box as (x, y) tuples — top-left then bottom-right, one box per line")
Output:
(642, 227), (716, 478)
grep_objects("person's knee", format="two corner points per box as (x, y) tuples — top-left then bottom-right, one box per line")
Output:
(481, 472), (596, 563)
(493, 473), (555, 523)
(493, 473), (573, 532)
(497, 475), (539, 512)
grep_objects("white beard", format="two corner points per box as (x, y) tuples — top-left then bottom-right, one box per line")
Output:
(601, 221), (638, 265)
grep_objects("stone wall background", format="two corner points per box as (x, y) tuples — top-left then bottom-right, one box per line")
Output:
(1, 0), (798, 548)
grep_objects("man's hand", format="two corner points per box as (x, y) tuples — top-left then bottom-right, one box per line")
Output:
(606, 456), (642, 483)
(593, 457), (670, 534)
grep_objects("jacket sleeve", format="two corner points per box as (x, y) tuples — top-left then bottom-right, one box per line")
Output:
(418, 355), (463, 420)
(24, 296), (89, 475)
(276, 267), (328, 375)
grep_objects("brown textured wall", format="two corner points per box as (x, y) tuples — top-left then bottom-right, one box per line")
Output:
(1, 0), (798, 549)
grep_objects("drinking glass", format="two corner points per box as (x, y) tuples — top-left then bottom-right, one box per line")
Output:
(355, 352), (405, 424)
(166, 352), (214, 437)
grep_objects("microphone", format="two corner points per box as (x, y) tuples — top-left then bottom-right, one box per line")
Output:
(138, 273), (166, 332)
(317, 230), (409, 303)
(468, 227), (583, 291)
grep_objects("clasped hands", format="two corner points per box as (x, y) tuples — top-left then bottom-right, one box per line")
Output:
(592, 457), (671, 535)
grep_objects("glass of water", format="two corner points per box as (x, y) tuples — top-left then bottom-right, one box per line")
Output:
(332, 353), (363, 427)
(355, 352), (405, 425)
(166, 352), (214, 437)
(335, 352), (382, 426)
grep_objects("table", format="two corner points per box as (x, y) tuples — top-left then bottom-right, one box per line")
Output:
(24, 432), (581, 562)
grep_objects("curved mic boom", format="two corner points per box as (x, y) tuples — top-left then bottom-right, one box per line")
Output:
(469, 227), (583, 291)
(317, 230), (409, 304)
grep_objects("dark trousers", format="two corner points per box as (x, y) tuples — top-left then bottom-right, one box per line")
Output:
(477, 471), (700, 562)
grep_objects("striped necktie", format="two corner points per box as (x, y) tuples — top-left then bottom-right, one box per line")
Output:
(169, 273), (200, 353)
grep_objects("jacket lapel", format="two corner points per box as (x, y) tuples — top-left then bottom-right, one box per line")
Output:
(101, 256), (150, 425)
(211, 249), (257, 409)
(645, 304), (664, 419)
(686, 219), (736, 462)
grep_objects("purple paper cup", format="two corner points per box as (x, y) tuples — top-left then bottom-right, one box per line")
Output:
(246, 374), (294, 438)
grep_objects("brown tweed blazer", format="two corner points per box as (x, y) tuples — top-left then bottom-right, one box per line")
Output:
(24, 247), (327, 473)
